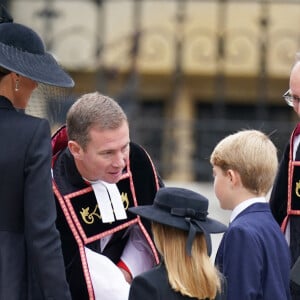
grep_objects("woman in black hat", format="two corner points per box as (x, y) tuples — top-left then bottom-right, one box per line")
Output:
(128, 187), (227, 300)
(0, 7), (73, 300)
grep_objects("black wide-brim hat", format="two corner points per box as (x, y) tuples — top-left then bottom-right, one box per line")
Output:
(129, 187), (227, 256)
(0, 22), (74, 88)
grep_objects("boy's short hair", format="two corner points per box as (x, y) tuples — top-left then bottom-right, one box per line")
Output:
(210, 129), (278, 195)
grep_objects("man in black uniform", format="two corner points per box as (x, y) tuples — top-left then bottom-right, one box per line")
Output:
(270, 58), (300, 299)
(52, 91), (163, 300)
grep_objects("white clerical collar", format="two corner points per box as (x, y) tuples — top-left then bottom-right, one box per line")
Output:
(84, 178), (127, 223)
(230, 197), (266, 223)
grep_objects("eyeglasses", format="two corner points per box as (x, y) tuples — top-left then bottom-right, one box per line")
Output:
(283, 90), (300, 107)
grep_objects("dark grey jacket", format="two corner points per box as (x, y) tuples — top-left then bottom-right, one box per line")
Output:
(0, 96), (71, 299)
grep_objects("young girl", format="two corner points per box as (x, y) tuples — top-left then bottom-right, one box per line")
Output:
(128, 187), (227, 300)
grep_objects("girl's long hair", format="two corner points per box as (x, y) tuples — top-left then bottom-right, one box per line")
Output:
(152, 222), (221, 299)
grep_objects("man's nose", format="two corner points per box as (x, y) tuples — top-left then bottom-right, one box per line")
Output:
(112, 152), (126, 168)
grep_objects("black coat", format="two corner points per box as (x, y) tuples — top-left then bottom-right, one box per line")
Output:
(269, 126), (300, 299)
(0, 96), (71, 299)
(129, 263), (226, 300)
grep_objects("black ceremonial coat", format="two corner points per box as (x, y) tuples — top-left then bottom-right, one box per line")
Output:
(51, 126), (162, 300)
(0, 96), (71, 299)
(270, 123), (300, 299)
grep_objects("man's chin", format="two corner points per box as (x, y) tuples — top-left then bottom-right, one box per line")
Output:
(106, 174), (122, 184)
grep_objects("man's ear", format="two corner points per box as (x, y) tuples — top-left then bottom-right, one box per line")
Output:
(68, 140), (82, 159)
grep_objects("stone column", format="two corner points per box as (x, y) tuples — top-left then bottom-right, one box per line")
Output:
(163, 84), (195, 182)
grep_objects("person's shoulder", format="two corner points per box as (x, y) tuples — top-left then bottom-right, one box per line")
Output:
(129, 142), (154, 165)
(228, 205), (277, 237)
(14, 111), (48, 124)
(23, 115), (50, 132)
(129, 142), (147, 155)
(133, 263), (165, 283)
(9, 112), (49, 134)
(128, 141), (163, 188)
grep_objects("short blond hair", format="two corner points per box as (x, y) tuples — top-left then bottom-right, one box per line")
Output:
(152, 222), (221, 299)
(210, 129), (278, 195)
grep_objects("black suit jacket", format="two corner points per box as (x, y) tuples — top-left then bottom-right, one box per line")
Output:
(0, 96), (71, 299)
